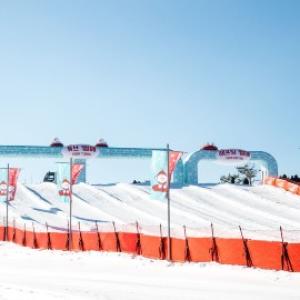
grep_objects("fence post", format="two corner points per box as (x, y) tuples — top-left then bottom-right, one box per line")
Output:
(209, 223), (219, 262)
(159, 224), (165, 260)
(32, 222), (38, 249)
(183, 225), (191, 262)
(95, 221), (102, 251)
(22, 223), (26, 247)
(136, 221), (141, 255)
(46, 222), (52, 250)
(2, 216), (6, 241)
(280, 226), (293, 272)
(78, 221), (84, 251)
(12, 218), (16, 243)
(239, 225), (252, 267)
(66, 220), (70, 251)
(112, 221), (121, 252)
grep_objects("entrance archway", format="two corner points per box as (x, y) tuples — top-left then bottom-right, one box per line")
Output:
(182, 149), (278, 185)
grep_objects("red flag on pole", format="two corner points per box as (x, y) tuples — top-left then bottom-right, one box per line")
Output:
(168, 151), (182, 178)
(0, 168), (21, 200)
(71, 164), (84, 184)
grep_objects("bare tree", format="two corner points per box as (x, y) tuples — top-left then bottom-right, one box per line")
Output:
(236, 164), (257, 186)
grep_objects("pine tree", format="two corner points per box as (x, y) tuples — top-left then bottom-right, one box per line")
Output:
(220, 173), (239, 184)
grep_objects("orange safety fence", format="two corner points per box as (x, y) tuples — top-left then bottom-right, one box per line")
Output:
(263, 176), (300, 195)
(0, 222), (299, 273)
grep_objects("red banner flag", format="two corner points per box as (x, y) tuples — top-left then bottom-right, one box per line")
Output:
(71, 164), (84, 184)
(9, 168), (20, 200)
(169, 151), (182, 178)
(0, 168), (21, 200)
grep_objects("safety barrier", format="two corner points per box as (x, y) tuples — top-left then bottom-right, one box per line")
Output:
(263, 176), (300, 196)
(0, 220), (299, 272)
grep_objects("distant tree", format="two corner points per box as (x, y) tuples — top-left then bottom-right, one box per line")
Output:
(280, 174), (288, 179)
(220, 173), (239, 184)
(236, 164), (257, 186)
(243, 177), (250, 185)
(289, 174), (300, 183)
(294, 175), (300, 182)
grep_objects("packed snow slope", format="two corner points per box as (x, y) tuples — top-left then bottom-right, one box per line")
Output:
(0, 242), (299, 300)
(5, 182), (300, 238)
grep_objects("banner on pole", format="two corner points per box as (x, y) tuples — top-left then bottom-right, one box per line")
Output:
(0, 168), (20, 202)
(169, 151), (183, 176)
(57, 163), (84, 202)
(71, 164), (84, 184)
(150, 150), (182, 201)
(57, 163), (70, 202)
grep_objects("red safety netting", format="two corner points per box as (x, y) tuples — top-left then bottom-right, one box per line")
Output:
(0, 219), (298, 272)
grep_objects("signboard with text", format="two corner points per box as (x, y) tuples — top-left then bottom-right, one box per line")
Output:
(62, 145), (99, 159)
(217, 149), (251, 162)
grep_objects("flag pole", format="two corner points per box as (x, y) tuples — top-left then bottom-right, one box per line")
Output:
(5, 163), (9, 241)
(69, 157), (73, 251)
(166, 143), (171, 261)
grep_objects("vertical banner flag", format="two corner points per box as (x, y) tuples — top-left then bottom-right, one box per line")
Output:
(71, 164), (84, 184)
(57, 163), (84, 203)
(150, 150), (182, 200)
(0, 168), (20, 202)
(169, 151), (183, 176)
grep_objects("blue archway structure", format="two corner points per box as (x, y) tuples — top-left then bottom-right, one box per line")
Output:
(0, 145), (167, 183)
(0, 145), (278, 187)
(176, 149), (278, 185)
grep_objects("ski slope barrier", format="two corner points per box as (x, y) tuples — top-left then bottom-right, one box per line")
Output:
(264, 177), (300, 195)
(0, 220), (299, 272)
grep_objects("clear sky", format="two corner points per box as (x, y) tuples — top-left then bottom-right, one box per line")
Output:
(0, 0), (299, 183)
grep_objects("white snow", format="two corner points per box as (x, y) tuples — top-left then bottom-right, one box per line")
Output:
(1, 182), (300, 299)
(3, 182), (300, 241)
(0, 242), (299, 300)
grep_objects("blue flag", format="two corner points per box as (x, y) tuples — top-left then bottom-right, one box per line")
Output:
(57, 163), (70, 203)
(150, 150), (168, 201)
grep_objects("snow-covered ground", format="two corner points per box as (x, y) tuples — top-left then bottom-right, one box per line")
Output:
(5, 182), (300, 240)
(0, 242), (299, 300)
(1, 182), (300, 299)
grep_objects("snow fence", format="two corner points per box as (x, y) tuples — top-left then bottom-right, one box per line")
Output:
(264, 177), (300, 195)
(0, 220), (299, 272)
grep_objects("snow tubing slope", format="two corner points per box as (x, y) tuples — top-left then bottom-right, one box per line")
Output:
(1, 182), (300, 272)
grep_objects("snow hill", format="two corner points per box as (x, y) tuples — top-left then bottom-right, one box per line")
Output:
(4, 182), (300, 241)
(2, 182), (300, 300)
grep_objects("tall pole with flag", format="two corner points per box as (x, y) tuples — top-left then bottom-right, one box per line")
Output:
(57, 159), (83, 251)
(5, 163), (9, 241)
(166, 144), (171, 261)
(69, 157), (73, 251)
(150, 146), (183, 261)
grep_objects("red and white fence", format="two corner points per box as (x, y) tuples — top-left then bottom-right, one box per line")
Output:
(0, 220), (299, 272)
(264, 176), (300, 195)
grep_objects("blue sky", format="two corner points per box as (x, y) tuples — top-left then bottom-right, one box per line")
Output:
(0, 0), (299, 183)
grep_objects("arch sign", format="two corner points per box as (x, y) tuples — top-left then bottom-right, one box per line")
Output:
(0, 142), (278, 191)
(62, 145), (100, 159)
(217, 149), (251, 162)
(174, 147), (278, 186)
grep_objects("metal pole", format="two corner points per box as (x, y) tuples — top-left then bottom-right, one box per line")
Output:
(5, 163), (9, 241)
(69, 157), (73, 250)
(166, 144), (171, 261)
